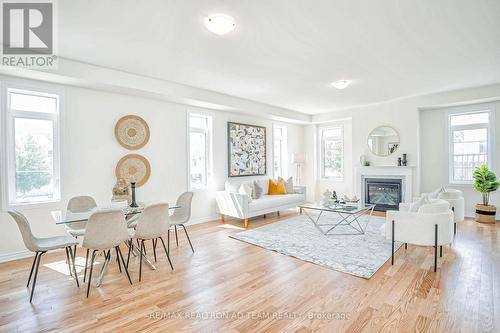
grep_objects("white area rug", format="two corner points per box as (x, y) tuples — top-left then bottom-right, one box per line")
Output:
(230, 214), (401, 279)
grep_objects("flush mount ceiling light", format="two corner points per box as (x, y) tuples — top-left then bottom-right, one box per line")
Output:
(331, 80), (352, 90)
(204, 14), (236, 35)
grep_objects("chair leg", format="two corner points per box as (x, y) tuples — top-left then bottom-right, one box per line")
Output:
(440, 245), (443, 257)
(139, 240), (144, 282)
(277, 211), (280, 217)
(404, 243), (407, 250)
(68, 247), (79, 288)
(159, 237), (174, 270)
(30, 251), (45, 302)
(27, 252), (39, 287)
(174, 225), (179, 247)
(391, 220), (395, 265)
(73, 236), (78, 261)
(434, 224), (438, 272)
(152, 239), (157, 262)
(86, 250), (98, 298)
(115, 247), (122, 273)
(126, 240), (132, 268)
(65, 247), (73, 277)
(454, 222), (457, 235)
(181, 224), (194, 253)
(83, 249), (89, 283)
(115, 246), (132, 285)
(167, 229), (170, 254)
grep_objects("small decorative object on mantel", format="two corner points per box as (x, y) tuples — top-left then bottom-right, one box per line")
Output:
(363, 160), (370, 166)
(112, 177), (131, 203)
(359, 155), (367, 166)
(129, 176), (138, 208)
(115, 115), (150, 150)
(473, 164), (499, 223)
(115, 154), (151, 187)
(402, 153), (408, 166)
(397, 157), (402, 166)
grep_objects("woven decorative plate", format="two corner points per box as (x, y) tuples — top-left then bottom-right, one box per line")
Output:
(114, 115), (150, 150)
(115, 154), (151, 187)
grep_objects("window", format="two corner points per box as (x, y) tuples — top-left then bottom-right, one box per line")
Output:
(188, 113), (212, 189)
(449, 110), (493, 184)
(273, 125), (287, 178)
(3, 88), (61, 206)
(320, 126), (343, 180)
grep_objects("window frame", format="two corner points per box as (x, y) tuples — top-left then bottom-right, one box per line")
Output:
(1, 83), (62, 209)
(272, 124), (287, 179)
(187, 112), (213, 190)
(319, 125), (344, 181)
(447, 107), (495, 185)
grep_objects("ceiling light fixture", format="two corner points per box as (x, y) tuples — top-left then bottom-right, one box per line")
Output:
(331, 80), (352, 90)
(204, 14), (236, 35)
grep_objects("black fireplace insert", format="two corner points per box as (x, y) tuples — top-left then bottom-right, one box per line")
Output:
(365, 178), (402, 211)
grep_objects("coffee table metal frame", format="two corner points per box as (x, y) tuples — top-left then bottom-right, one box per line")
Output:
(299, 203), (376, 236)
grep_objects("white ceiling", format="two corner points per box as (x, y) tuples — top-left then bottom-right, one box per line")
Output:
(59, 0), (500, 115)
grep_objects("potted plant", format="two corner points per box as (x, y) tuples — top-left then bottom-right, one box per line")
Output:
(473, 164), (499, 223)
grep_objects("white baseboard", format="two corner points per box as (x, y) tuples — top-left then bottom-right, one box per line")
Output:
(0, 250), (33, 263)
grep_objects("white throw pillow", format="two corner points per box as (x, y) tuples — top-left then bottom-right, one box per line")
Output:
(253, 181), (264, 199)
(428, 187), (445, 199)
(409, 195), (430, 212)
(238, 182), (253, 201)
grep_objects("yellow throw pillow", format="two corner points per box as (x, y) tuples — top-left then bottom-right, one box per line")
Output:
(268, 178), (288, 195)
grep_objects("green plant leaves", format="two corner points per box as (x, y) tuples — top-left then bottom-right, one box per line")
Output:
(473, 164), (499, 205)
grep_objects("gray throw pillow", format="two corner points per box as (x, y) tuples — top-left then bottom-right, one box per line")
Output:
(253, 181), (263, 199)
(284, 177), (294, 194)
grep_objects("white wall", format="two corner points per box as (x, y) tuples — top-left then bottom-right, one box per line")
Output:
(0, 79), (304, 261)
(420, 101), (500, 218)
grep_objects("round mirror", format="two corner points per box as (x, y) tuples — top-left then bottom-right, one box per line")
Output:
(367, 126), (400, 156)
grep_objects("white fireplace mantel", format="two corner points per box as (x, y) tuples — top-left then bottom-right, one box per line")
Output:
(355, 166), (414, 204)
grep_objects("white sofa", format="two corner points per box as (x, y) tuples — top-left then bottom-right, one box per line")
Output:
(382, 199), (454, 272)
(215, 178), (306, 227)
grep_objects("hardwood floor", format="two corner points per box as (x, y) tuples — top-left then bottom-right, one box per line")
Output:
(0, 212), (499, 332)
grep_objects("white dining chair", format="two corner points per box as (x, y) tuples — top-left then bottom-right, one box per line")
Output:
(82, 208), (132, 297)
(127, 202), (174, 281)
(8, 210), (80, 302)
(168, 192), (194, 253)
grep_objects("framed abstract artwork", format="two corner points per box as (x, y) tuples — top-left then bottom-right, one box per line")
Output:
(228, 122), (267, 177)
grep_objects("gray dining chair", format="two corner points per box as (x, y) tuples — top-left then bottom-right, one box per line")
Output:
(127, 202), (174, 281)
(8, 210), (80, 302)
(168, 192), (194, 253)
(65, 196), (97, 254)
(82, 209), (132, 297)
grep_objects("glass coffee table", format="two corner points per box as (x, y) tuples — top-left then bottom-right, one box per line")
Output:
(299, 202), (376, 235)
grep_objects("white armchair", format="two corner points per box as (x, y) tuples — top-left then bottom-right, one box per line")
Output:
(421, 188), (465, 234)
(383, 199), (454, 272)
(438, 189), (465, 234)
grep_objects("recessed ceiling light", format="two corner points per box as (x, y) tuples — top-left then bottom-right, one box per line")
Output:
(204, 14), (236, 35)
(331, 80), (352, 90)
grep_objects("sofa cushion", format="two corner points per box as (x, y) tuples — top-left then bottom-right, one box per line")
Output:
(283, 177), (294, 194)
(269, 178), (287, 195)
(438, 189), (462, 200)
(248, 194), (305, 212)
(238, 183), (253, 201)
(253, 181), (264, 199)
(418, 199), (450, 214)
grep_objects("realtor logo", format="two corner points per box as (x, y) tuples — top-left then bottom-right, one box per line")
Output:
(1, 1), (57, 67)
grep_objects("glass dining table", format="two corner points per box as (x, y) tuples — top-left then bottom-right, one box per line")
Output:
(51, 205), (180, 287)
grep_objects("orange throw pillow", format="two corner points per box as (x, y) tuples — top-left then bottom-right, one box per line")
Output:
(268, 178), (288, 195)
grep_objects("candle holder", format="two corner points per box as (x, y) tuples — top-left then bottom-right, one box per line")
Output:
(130, 181), (138, 208)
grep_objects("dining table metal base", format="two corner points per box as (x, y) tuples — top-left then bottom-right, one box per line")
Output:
(95, 242), (156, 287)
